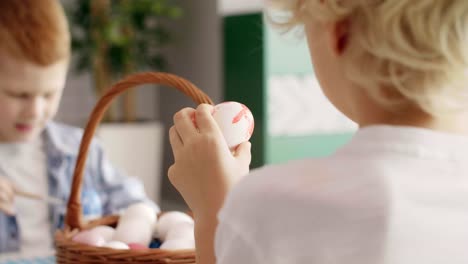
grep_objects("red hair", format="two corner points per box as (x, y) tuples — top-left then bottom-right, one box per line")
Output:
(0, 0), (70, 66)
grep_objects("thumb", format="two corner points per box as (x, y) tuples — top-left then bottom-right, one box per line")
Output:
(4, 204), (15, 216)
(0, 202), (16, 216)
(234, 141), (252, 165)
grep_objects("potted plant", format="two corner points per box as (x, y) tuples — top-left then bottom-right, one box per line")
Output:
(65, 0), (182, 203)
(67, 0), (182, 121)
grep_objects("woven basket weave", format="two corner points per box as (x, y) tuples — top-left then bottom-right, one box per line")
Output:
(54, 72), (213, 263)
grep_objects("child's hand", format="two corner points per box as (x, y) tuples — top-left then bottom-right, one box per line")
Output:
(0, 177), (15, 215)
(168, 104), (252, 219)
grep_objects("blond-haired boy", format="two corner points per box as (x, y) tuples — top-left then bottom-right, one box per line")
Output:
(0, 0), (157, 253)
(167, 1), (468, 263)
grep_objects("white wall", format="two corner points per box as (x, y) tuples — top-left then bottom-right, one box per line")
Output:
(56, 70), (160, 127)
(55, 71), (94, 127)
(159, 0), (222, 209)
(218, 0), (264, 15)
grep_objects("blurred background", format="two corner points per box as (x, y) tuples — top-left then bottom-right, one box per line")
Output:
(57, 0), (357, 211)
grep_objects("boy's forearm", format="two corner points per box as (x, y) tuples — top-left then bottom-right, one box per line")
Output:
(194, 217), (218, 264)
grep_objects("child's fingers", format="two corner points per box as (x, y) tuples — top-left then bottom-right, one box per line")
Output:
(0, 203), (15, 216)
(169, 126), (183, 159)
(0, 183), (15, 215)
(195, 104), (219, 134)
(0, 192), (9, 204)
(173, 108), (198, 140)
(234, 141), (252, 166)
(0, 193), (13, 206)
(5, 205), (15, 215)
(0, 181), (14, 203)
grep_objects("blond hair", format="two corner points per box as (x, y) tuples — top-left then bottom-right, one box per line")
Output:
(268, 0), (468, 116)
(0, 0), (70, 66)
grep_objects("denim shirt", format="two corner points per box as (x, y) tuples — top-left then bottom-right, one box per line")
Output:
(0, 122), (159, 253)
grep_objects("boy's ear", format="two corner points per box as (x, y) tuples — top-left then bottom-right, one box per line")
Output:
(329, 19), (350, 56)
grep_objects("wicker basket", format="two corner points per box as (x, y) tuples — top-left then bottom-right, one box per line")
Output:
(54, 72), (213, 263)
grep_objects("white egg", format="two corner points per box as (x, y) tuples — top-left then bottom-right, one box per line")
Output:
(114, 217), (154, 246)
(72, 230), (106, 247)
(89, 225), (115, 243)
(113, 203), (158, 246)
(103, 241), (130, 250)
(212, 102), (254, 149)
(123, 202), (158, 224)
(155, 212), (194, 240)
(165, 223), (194, 241)
(160, 239), (195, 250)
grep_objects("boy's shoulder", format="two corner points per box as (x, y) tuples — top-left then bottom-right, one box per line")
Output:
(47, 121), (83, 135)
(218, 159), (388, 263)
(222, 156), (387, 223)
(218, 157), (388, 255)
(234, 157), (378, 195)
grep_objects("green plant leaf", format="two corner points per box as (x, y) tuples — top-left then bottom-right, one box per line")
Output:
(65, 0), (183, 119)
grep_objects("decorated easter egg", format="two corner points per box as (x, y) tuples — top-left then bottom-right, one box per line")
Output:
(149, 239), (162, 249)
(128, 243), (149, 250)
(72, 230), (106, 247)
(212, 102), (254, 149)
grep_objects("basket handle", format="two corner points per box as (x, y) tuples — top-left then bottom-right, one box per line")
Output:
(65, 72), (214, 230)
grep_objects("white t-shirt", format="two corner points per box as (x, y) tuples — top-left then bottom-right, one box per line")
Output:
(0, 139), (52, 253)
(215, 125), (468, 264)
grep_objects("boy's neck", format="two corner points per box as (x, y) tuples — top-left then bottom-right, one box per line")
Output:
(353, 93), (468, 135)
(362, 111), (468, 135)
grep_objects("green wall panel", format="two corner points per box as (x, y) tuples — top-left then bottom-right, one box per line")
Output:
(265, 26), (313, 75)
(224, 12), (354, 167)
(224, 13), (266, 168)
(266, 134), (353, 164)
